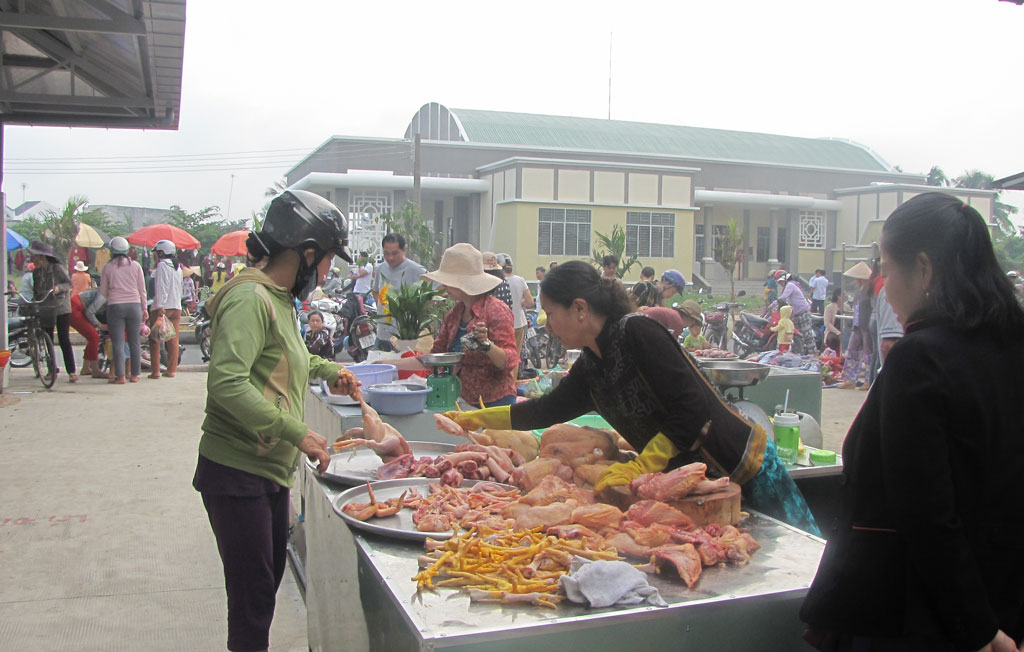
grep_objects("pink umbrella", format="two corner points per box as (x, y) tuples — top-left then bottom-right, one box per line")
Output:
(210, 230), (250, 256)
(126, 223), (201, 249)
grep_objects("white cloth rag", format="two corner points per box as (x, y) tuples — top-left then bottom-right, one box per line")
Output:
(559, 556), (668, 608)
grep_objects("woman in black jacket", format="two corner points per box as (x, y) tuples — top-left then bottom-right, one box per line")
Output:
(801, 192), (1024, 652)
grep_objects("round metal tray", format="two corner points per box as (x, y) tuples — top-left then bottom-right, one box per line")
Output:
(420, 352), (464, 366)
(698, 360), (771, 388)
(309, 441), (456, 485)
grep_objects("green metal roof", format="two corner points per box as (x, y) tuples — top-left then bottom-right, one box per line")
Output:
(449, 108), (889, 172)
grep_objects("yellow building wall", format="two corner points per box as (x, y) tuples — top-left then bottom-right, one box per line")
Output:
(968, 195), (992, 221)
(878, 192), (898, 220)
(491, 201), (695, 283)
(861, 220), (884, 246)
(798, 249), (825, 272)
(661, 175), (691, 206)
(594, 171), (625, 204)
(628, 174), (658, 205)
(859, 194), (877, 223)
(504, 169), (516, 199)
(558, 170), (590, 202)
(521, 168), (554, 201)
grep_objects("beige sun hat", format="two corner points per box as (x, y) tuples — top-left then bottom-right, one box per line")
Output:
(674, 299), (704, 324)
(73, 261), (88, 272)
(481, 251), (502, 271)
(423, 243), (502, 295)
(843, 261), (873, 280)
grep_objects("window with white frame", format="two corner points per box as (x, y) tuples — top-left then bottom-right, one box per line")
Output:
(799, 210), (825, 249)
(538, 208), (591, 256)
(695, 224), (704, 259)
(756, 227), (770, 262)
(625, 211), (675, 257)
(348, 191), (392, 256)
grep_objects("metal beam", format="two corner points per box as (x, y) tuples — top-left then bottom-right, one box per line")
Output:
(0, 91), (155, 107)
(0, 12), (146, 35)
(0, 53), (61, 69)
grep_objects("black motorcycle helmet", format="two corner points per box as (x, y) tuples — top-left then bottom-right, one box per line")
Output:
(251, 190), (353, 300)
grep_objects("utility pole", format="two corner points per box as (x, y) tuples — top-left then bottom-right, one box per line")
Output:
(413, 134), (422, 211)
(226, 173), (236, 220)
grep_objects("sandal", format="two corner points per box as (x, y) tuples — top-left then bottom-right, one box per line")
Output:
(148, 373), (160, 379)
(129, 376), (140, 383)
(68, 374), (78, 383)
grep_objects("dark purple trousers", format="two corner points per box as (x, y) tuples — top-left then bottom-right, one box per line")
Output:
(195, 456), (289, 652)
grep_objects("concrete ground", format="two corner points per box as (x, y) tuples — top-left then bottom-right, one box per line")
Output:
(0, 365), (306, 652)
(0, 359), (868, 651)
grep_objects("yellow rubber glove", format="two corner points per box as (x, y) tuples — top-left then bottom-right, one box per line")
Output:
(594, 433), (680, 492)
(442, 405), (512, 431)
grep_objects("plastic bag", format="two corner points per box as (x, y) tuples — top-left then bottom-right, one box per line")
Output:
(151, 315), (176, 342)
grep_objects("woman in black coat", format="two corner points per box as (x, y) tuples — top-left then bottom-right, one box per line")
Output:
(801, 192), (1024, 652)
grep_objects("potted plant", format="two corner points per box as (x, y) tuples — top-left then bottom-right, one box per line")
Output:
(377, 281), (443, 350)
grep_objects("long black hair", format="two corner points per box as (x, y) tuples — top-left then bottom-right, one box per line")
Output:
(540, 260), (632, 321)
(882, 191), (1024, 338)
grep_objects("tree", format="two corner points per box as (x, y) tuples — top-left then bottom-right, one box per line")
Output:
(925, 165), (949, 187)
(167, 204), (247, 255)
(264, 178), (288, 198)
(712, 219), (745, 301)
(37, 195), (106, 262)
(992, 227), (1024, 273)
(377, 202), (443, 271)
(590, 224), (640, 278)
(953, 169), (1019, 234)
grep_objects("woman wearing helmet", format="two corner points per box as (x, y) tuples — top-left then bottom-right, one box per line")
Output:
(148, 240), (183, 378)
(99, 236), (148, 383)
(659, 269), (687, 308)
(192, 190), (361, 652)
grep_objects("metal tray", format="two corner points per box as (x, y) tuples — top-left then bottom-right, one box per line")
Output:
(308, 441), (455, 485)
(698, 360), (771, 387)
(331, 478), (515, 541)
(420, 352), (463, 366)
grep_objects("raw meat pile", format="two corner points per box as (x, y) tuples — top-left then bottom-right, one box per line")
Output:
(376, 443), (526, 484)
(691, 348), (737, 359)
(508, 423), (624, 491)
(495, 475), (759, 588)
(630, 462), (731, 501)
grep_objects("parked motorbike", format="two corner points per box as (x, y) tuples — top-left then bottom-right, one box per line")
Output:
(191, 298), (211, 362)
(337, 291), (375, 363)
(732, 310), (780, 359)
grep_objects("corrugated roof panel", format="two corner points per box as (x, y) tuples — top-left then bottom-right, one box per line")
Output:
(449, 108), (887, 172)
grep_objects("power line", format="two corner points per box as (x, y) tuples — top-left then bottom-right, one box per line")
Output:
(4, 143), (411, 166)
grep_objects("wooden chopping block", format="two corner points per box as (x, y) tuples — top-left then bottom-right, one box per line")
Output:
(666, 483), (742, 527)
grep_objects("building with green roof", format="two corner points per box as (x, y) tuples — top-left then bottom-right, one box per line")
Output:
(287, 102), (995, 290)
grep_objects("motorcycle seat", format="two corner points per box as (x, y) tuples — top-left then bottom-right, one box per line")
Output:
(742, 312), (769, 327)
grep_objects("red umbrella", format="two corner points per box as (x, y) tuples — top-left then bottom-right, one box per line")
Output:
(126, 223), (201, 249)
(210, 230), (251, 256)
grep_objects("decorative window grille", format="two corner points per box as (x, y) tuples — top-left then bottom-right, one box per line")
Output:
(348, 191), (392, 256)
(625, 211), (675, 258)
(538, 208), (591, 256)
(695, 224), (704, 259)
(799, 210), (825, 249)
(756, 227), (770, 262)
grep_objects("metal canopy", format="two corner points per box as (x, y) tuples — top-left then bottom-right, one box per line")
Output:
(0, 0), (185, 129)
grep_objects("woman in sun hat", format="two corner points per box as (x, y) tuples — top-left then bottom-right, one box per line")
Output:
(71, 260), (92, 296)
(837, 261), (874, 390)
(29, 240), (77, 382)
(424, 243), (519, 408)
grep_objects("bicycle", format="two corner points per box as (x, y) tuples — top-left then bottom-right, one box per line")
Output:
(5, 290), (57, 388)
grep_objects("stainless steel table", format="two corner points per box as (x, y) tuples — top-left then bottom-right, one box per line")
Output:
(299, 464), (826, 652)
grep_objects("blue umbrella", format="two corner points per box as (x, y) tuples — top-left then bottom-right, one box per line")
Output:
(6, 227), (29, 251)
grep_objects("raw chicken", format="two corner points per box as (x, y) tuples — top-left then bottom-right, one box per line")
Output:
(519, 475), (595, 506)
(539, 424), (618, 467)
(649, 544), (703, 588)
(377, 453), (415, 480)
(573, 462), (614, 487)
(510, 457), (575, 490)
(603, 532), (653, 558)
(624, 500), (695, 529)
(714, 525), (761, 565)
(692, 477), (731, 495)
(630, 462), (710, 501)
(479, 429), (540, 462)
(434, 413), (466, 437)
(620, 521), (676, 547)
(545, 524), (604, 543)
(334, 400), (412, 462)
(501, 499), (577, 530)
(570, 503), (624, 530)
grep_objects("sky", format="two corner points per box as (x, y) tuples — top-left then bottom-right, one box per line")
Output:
(3, 0), (1023, 226)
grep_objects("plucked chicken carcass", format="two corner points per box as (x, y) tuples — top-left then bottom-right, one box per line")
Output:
(570, 503), (624, 530)
(573, 461), (614, 488)
(333, 400), (412, 462)
(519, 475), (594, 506)
(538, 424), (618, 467)
(432, 414), (540, 463)
(624, 500), (695, 529)
(629, 462), (730, 501)
(510, 457), (575, 490)
(647, 544), (703, 588)
(501, 499), (578, 530)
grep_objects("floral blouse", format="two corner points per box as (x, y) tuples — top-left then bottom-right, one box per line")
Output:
(305, 327), (333, 359)
(431, 294), (519, 404)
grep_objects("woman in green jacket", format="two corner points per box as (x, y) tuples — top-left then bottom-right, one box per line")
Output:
(193, 190), (359, 652)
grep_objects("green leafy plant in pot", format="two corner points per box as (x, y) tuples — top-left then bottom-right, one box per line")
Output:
(376, 281), (444, 341)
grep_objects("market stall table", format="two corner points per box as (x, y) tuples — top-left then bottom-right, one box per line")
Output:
(299, 463), (826, 652)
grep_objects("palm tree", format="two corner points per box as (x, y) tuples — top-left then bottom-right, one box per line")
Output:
(590, 224), (640, 278)
(953, 169), (1019, 233)
(264, 178), (288, 198)
(713, 219), (745, 301)
(39, 195), (104, 262)
(925, 165), (949, 187)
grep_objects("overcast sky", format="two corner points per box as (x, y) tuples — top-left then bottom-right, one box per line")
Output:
(3, 0), (1023, 225)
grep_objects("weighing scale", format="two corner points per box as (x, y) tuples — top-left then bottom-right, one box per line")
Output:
(420, 352), (463, 410)
(697, 360), (776, 438)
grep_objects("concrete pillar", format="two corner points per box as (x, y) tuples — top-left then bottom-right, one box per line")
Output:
(702, 206), (714, 264)
(768, 209), (779, 269)
(742, 209), (751, 280)
(787, 209), (800, 276)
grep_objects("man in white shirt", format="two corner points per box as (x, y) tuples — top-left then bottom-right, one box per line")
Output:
(808, 269), (829, 315)
(372, 234), (426, 350)
(349, 251), (373, 297)
(497, 253), (534, 356)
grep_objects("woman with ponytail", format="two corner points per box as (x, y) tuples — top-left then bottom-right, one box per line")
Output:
(447, 260), (818, 533)
(802, 192), (1024, 651)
